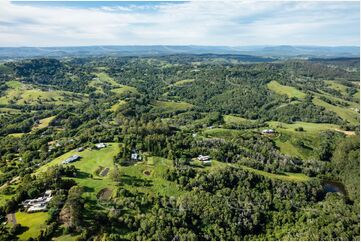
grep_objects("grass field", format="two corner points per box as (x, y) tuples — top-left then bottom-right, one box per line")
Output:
(15, 212), (48, 240)
(152, 101), (193, 113)
(223, 115), (255, 125)
(202, 128), (244, 140)
(239, 165), (311, 182)
(324, 80), (349, 96)
(90, 72), (138, 95)
(0, 81), (84, 106)
(267, 121), (341, 159)
(7, 133), (25, 138)
(119, 156), (184, 197)
(312, 97), (359, 124)
(267, 81), (306, 99)
(267, 121), (339, 133)
(32, 116), (55, 131)
(37, 143), (120, 200)
(174, 79), (195, 86)
(109, 100), (127, 112)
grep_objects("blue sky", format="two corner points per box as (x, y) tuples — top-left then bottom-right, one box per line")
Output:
(0, 0), (359, 47)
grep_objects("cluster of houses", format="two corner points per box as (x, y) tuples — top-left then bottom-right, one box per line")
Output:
(261, 129), (275, 134)
(197, 155), (212, 165)
(21, 190), (53, 213)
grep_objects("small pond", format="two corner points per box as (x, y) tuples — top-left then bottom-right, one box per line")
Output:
(323, 180), (347, 196)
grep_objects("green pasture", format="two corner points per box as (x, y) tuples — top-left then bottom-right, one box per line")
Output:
(267, 81), (306, 99)
(15, 211), (48, 240)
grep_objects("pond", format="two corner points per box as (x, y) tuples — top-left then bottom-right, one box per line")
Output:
(323, 180), (347, 196)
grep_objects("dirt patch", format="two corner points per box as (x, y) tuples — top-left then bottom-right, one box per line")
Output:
(94, 166), (104, 176)
(97, 188), (112, 200)
(6, 213), (16, 225)
(334, 129), (356, 136)
(100, 167), (109, 176)
(143, 170), (151, 176)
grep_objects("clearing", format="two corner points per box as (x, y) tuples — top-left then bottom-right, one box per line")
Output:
(15, 211), (48, 240)
(267, 81), (306, 99)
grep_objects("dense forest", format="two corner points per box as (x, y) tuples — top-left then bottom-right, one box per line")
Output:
(0, 55), (359, 240)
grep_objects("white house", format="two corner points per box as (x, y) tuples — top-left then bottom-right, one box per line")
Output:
(95, 143), (106, 149)
(62, 155), (80, 164)
(197, 155), (211, 161)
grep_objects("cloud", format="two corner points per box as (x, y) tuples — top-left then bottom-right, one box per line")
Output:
(0, 0), (359, 46)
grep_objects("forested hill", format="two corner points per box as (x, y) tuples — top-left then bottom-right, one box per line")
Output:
(0, 45), (359, 59)
(0, 55), (359, 240)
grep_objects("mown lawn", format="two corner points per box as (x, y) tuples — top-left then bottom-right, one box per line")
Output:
(267, 81), (306, 99)
(37, 143), (120, 200)
(15, 211), (48, 240)
(119, 156), (184, 197)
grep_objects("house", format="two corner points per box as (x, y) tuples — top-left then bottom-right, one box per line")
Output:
(62, 155), (80, 164)
(261, 129), (274, 134)
(197, 155), (210, 161)
(22, 190), (53, 213)
(95, 143), (106, 149)
(131, 151), (142, 161)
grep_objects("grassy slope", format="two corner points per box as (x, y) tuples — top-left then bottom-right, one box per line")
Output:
(0, 81), (84, 106)
(312, 97), (359, 125)
(239, 165), (310, 182)
(174, 79), (195, 86)
(90, 72), (138, 95)
(267, 81), (306, 99)
(152, 101), (193, 113)
(32, 116), (56, 131)
(223, 115), (255, 125)
(268, 121), (340, 159)
(15, 212), (48, 240)
(119, 156), (184, 197)
(37, 143), (120, 200)
(109, 100), (127, 112)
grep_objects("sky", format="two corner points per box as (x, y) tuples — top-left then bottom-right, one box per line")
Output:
(0, 0), (359, 47)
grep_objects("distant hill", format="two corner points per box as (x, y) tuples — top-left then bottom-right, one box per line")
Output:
(0, 45), (359, 59)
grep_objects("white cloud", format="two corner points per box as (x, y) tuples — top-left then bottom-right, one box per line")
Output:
(0, 0), (359, 46)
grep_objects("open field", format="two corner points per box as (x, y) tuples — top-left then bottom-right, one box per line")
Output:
(224, 115), (255, 125)
(32, 116), (56, 131)
(109, 100), (127, 112)
(312, 97), (359, 124)
(239, 165), (311, 182)
(267, 121), (340, 133)
(37, 143), (120, 200)
(267, 81), (306, 99)
(0, 81), (85, 106)
(90, 72), (138, 95)
(15, 212), (48, 240)
(325, 80), (349, 95)
(119, 156), (184, 197)
(152, 101), (193, 113)
(174, 79), (195, 86)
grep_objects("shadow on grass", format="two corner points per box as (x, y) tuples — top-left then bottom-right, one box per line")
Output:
(120, 174), (152, 187)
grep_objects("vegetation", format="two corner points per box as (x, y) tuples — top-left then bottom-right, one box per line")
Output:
(0, 55), (359, 240)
